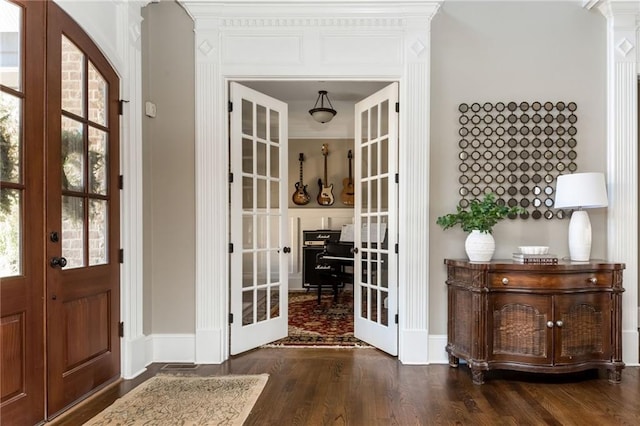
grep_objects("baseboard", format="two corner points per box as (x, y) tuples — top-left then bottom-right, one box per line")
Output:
(121, 334), (149, 379)
(150, 334), (196, 363)
(428, 334), (449, 364)
(623, 329), (640, 366)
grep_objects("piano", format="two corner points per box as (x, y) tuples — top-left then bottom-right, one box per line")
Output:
(315, 241), (354, 304)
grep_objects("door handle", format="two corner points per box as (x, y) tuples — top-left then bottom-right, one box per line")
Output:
(50, 257), (67, 268)
(282, 247), (291, 253)
(351, 247), (359, 254)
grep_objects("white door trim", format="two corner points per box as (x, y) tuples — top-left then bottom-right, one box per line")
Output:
(182, 0), (440, 364)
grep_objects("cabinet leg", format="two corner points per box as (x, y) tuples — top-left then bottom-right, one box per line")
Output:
(471, 369), (485, 385)
(448, 354), (459, 368)
(608, 368), (622, 384)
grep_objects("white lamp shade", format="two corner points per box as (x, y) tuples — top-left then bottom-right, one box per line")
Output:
(554, 172), (608, 209)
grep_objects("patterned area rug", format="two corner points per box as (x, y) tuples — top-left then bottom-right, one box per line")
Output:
(265, 291), (369, 347)
(84, 374), (268, 425)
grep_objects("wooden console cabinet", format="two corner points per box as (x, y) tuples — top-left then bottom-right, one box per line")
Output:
(445, 259), (625, 384)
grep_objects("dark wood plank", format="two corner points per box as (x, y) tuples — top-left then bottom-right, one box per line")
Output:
(51, 348), (640, 425)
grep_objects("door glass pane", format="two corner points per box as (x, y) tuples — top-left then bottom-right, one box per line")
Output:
(242, 99), (253, 135)
(257, 251), (267, 285)
(361, 111), (368, 144)
(62, 196), (85, 268)
(269, 110), (279, 143)
(242, 290), (254, 326)
(381, 253), (388, 288)
(371, 289), (379, 323)
(0, 1), (21, 90)
(256, 215), (267, 249)
(88, 127), (107, 195)
(61, 116), (84, 191)
(269, 215), (279, 249)
(380, 100), (389, 136)
(257, 288), (267, 322)
(361, 144), (369, 179)
(370, 105), (378, 139)
(380, 176), (389, 211)
(270, 180), (279, 209)
(371, 179), (378, 211)
(256, 105), (266, 140)
(360, 286), (368, 319)
(242, 215), (253, 249)
(242, 177), (253, 210)
(361, 180), (368, 211)
(371, 141), (378, 176)
(242, 138), (253, 173)
(269, 145), (278, 178)
(380, 289), (388, 326)
(270, 287), (280, 318)
(61, 35), (85, 117)
(89, 199), (107, 265)
(0, 92), (21, 183)
(256, 178), (266, 209)
(87, 61), (107, 126)
(242, 253), (253, 288)
(0, 188), (21, 276)
(270, 249), (279, 284)
(256, 142), (266, 176)
(380, 138), (388, 175)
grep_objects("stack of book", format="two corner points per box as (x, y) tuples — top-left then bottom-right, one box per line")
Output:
(512, 253), (558, 264)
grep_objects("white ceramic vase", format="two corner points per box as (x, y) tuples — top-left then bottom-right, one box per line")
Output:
(465, 230), (495, 262)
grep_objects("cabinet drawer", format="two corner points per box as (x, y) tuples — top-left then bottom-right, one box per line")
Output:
(489, 272), (612, 289)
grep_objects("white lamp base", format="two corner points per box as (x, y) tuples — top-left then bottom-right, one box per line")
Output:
(567, 210), (592, 261)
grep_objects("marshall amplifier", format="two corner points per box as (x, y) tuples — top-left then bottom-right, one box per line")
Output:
(302, 230), (341, 288)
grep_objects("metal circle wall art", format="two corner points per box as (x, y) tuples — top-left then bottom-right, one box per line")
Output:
(457, 101), (578, 219)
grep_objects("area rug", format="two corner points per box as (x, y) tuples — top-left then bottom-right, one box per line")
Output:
(84, 374), (268, 425)
(265, 291), (369, 347)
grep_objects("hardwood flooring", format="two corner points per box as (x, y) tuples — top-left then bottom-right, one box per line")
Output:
(51, 348), (640, 425)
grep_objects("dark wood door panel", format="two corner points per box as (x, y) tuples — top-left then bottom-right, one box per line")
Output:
(1, 313), (26, 403)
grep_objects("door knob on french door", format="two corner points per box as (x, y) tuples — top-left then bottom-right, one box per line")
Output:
(351, 247), (359, 254)
(282, 247), (291, 253)
(50, 257), (67, 268)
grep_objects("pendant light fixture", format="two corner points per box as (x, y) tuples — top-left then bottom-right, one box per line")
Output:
(309, 90), (337, 123)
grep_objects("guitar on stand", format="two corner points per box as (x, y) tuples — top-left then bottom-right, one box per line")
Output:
(292, 153), (311, 205)
(340, 149), (355, 206)
(317, 144), (335, 206)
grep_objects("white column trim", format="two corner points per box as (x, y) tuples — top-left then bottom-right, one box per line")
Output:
(597, 0), (640, 365)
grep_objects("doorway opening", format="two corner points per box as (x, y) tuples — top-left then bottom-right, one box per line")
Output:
(229, 79), (398, 353)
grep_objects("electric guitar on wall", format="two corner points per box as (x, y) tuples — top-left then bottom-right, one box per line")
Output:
(317, 144), (335, 206)
(292, 153), (311, 205)
(340, 149), (355, 206)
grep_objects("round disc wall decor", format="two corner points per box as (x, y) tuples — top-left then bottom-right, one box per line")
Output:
(457, 101), (578, 219)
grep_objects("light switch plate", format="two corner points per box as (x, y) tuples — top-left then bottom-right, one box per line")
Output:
(145, 101), (157, 118)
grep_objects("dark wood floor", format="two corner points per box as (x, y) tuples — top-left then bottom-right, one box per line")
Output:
(51, 348), (640, 425)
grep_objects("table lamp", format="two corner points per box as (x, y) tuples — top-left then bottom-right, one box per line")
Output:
(554, 172), (608, 261)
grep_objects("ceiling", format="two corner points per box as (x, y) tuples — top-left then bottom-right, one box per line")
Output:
(238, 80), (391, 103)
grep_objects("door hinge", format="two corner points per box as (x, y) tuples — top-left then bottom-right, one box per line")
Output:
(119, 321), (124, 337)
(395, 314), (399, 324)
(228, 101), (233, 112)
(395, 102), (399, 113)
(229, 313), (234, 324)
(229, 243), (234, 253)
(395, 173), (399, 184)
(119, 175), (124, 190)
(119, 249), (124, 263)
(118, 99), (129, 115)
(395, 243), (398, 254)
(229, 172), (234, 183)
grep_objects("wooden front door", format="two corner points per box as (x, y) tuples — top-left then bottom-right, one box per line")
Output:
(45, 3), (121, 416)
(0, 1), (120, 421)
(0, 1), (46, 424)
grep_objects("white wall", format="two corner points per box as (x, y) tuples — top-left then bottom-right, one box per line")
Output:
(429, 1), (607, 334)
(142, 1), (196, 334)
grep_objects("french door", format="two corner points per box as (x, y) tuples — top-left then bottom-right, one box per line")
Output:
(353, 83), (399, 355)
(229, 83), (289, 354)
(1, 1), (121, 421)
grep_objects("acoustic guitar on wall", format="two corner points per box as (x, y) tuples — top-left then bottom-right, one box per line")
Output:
(340, 149), (355, 206)
(292, 153), (311, 205)
(317, 144), (335, 206)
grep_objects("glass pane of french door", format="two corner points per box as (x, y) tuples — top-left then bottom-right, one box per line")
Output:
(230, 82), (288, 355)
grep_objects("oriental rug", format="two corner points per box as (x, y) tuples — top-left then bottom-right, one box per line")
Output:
(84, 374), (268, 426)
(265, 290), (369, 348)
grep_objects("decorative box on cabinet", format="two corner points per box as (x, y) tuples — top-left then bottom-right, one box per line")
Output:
(445, 259), (625, 384)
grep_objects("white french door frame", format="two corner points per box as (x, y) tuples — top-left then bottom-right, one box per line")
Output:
(184, 0), (440, 364)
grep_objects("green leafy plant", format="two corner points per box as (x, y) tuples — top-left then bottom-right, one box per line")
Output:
(436, 193), (525, 234)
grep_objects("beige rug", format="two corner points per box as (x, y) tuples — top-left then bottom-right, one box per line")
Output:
(84, 374), (268, 425)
